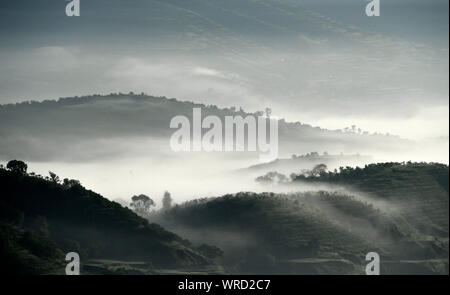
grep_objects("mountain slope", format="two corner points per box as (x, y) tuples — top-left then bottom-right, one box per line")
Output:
(0, 94), (408, 162)
(153, 162), (449, 274)
(292, 162), (450, 238)
(246, 152), (374, 175)
(0, 167), (220, 274)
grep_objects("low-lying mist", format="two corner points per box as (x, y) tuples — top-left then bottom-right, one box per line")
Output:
(4, 132), (446, 207)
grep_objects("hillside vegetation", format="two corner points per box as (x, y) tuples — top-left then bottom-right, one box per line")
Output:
(1, 161), (447, 274)
(246, 152), (373, 175)
(292, 162), (449, 238)
(0, 94), (406, 161)
(154, 162), (449, 274)
(0, 166), (220, 275)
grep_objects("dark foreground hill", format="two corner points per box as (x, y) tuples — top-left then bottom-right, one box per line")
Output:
(0, 167), (222, 275)
(153, 162), (449, 274)
(1, 162), (447, 275)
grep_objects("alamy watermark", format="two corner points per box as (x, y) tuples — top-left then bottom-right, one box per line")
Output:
(365, 252), (380, 275)
(170, 108), (278, 162)
(365, 0), (380, 17)
(65, 0), (80, 17)
(63, 1), (379, 18)
(65, 252), (80, 275)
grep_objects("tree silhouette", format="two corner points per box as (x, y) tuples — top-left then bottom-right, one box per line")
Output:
(256, 171), (289, 184)
(6, 160), (27, 174)
(130, 194), (155, 217)
(48, 171), (60, 184)
(310, 164), (327, 177)
(63, 178), (81, 188)
(162, 191), (172, 211)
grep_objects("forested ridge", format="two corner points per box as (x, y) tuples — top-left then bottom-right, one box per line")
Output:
(0, 164), (218, 274)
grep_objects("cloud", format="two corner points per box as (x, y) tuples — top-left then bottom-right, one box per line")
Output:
(0, 38), (447, 141)
(106, 57), (264, 109)
(192, 67), (226, 78)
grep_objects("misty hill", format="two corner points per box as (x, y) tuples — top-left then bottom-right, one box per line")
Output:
(0, 166), (222, 275)
(1, 1), (446, 147)
(246, 152), (374, 175)
(0, 94), (407, 162)
(292, 162), (449, 237)
(153, 162), (449, 274)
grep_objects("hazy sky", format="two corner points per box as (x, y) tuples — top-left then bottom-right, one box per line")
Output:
(0, 0), (448, 202)
(0, 0), (448, 140)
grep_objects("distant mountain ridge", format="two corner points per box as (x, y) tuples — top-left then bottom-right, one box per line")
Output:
(0, 93), (408, 162)
(246, 152), (374, 175)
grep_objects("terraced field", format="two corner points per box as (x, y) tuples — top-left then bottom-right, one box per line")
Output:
(307, 163), (448, 239)
(155, 163), (449, 274)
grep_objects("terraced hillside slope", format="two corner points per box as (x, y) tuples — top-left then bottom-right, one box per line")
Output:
(292, 162), (449, 239)
(154, 163), (449, 274)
